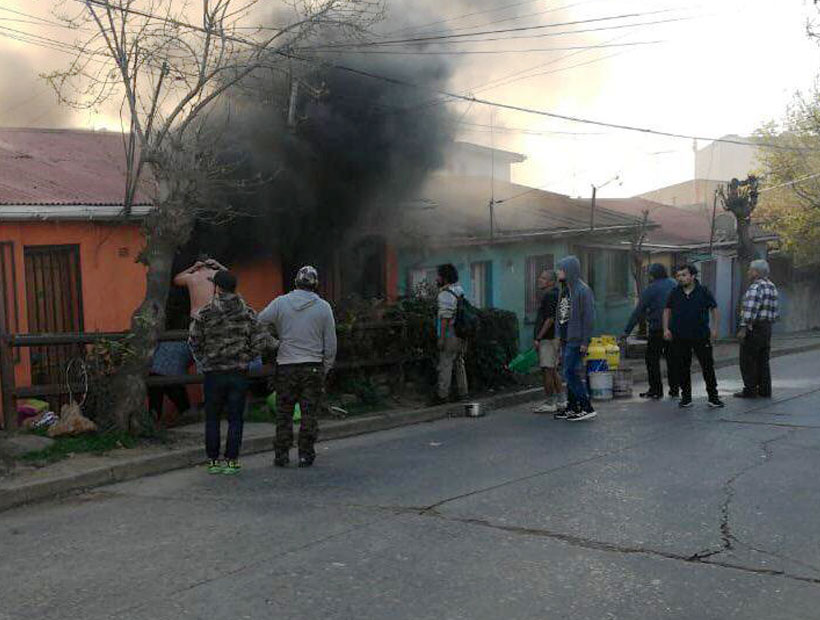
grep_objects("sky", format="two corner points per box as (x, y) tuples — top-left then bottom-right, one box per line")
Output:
(1, 0), (819, 198)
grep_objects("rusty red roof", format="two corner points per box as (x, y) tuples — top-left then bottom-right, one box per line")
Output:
(0, 127), (151, 206)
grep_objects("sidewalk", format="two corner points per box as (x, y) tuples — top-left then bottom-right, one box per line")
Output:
(3, 332), (820, 513)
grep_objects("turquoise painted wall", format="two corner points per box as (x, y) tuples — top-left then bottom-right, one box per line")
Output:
(398, 241), (636, 351)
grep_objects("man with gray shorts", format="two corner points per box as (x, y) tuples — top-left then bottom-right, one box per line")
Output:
(533, 269), (563, 413)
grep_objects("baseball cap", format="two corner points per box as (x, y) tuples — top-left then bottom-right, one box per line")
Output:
(295, 265), (319, 288)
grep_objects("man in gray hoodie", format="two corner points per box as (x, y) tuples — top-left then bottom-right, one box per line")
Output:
(259, 266), (337, 468)
(555, 255), (597, 421)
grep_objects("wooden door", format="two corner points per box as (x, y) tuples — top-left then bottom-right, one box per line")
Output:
(24, 245), (84, 387)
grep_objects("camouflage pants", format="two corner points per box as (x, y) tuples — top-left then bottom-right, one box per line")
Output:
(275, 364), (324, 459)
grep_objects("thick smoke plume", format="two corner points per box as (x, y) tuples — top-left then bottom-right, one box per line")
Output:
(181, 48), (458, 294)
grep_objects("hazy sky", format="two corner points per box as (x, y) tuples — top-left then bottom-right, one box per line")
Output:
(1, 0), (818, 198)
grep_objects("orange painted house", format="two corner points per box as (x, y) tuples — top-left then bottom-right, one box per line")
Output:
(0, 128), (288, 410)
(0, 128), (402, 419)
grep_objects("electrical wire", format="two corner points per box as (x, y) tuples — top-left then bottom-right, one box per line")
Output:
(61, 0), (818, 153)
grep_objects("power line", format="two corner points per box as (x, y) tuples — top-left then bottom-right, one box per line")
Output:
(312, 40), (660, 56)
(308, 9), (682, 49)
(64, 0), (816, 153)
(759, 172), (820, 194)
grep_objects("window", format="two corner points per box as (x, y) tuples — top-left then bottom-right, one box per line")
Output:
(24, 245), (84, 387)
(470, 261), (492, 308)
(407, 267), (437, 295)
(607, 250), (629, 298)
(525, 254), (554, 317)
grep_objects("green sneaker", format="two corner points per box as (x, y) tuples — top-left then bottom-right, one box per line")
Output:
(207, 459), (223, 474)
(222, 460), (241, 475)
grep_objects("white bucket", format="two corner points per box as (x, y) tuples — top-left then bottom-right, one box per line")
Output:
(464, 402), (483, 417)
(589, 371), (613, 400)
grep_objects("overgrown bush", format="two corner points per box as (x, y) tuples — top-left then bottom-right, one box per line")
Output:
(331, 291), (519, 397)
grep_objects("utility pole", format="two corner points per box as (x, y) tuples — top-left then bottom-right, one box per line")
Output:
(590, 184), (597, 231)
(287, 77), (300, 128)
(708, 188), (719, 257)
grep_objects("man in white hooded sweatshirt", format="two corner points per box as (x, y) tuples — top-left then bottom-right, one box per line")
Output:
(259, 266), (337, 468)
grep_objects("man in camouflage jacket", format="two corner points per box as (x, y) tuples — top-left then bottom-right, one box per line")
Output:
(189, 270), (271, 474)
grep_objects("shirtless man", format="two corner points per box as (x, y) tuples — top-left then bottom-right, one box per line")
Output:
(173, 256), (228, 316)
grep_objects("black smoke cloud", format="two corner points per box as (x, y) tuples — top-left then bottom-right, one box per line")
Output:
(179, 1), (537, 292)
(182, 51), (457, 287)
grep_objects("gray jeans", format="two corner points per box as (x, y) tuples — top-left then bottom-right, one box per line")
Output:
(437, 335), (468, 399)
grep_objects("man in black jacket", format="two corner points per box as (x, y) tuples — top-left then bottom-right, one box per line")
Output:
(663, 264), (724, 409)
(622, 263), (678, 399)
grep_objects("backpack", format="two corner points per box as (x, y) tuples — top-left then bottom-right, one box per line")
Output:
(446, 289), (480, 339)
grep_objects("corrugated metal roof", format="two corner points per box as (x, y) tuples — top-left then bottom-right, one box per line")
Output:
(390, 174), (647, 245)
(0, 127), (152, 208)
(0, 204), (153, 220)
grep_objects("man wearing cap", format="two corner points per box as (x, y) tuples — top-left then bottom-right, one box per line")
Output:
(188, 270), (269, 475)
(259, 266), (337, 468)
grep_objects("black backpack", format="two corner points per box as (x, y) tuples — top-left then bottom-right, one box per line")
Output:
(446, 289), (480, 339)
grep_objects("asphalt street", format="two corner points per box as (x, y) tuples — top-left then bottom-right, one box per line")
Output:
(2, 350), (820, 619)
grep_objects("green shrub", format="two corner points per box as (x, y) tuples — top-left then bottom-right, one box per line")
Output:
(331, 293), (519, 396)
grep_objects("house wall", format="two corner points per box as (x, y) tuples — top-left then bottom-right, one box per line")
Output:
(0, 220), (147, 387)
(233, 255), (284, 312)
(397, 240), (635, 351)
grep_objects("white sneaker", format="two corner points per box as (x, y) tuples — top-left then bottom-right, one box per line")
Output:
(533, 401), (558, 414)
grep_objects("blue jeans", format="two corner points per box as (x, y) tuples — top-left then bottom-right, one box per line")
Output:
(562, 342), (590, 411)
(204, 371), (248, 460)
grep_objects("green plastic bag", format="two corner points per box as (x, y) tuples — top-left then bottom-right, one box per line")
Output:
(508, 348), (538, 374)
(265, 392), (301, 422)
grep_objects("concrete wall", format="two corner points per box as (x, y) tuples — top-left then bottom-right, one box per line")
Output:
(397, 240), (635, 351)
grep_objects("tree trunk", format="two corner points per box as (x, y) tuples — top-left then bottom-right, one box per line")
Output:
(736, 214), (755, 283)
(110, 170), (195, 431)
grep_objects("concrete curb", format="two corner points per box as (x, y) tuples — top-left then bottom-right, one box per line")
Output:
(3, 340), (820, 514)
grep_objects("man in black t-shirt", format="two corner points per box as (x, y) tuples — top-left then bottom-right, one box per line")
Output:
(532, 269), (562, 413)
(663, 263), (724, 409)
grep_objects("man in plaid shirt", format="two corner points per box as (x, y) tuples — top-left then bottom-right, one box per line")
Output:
(735, 259), (779, 399)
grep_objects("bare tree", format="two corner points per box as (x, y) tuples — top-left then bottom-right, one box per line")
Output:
(719, 175), (760, 286)
(47, 0), (382, 431)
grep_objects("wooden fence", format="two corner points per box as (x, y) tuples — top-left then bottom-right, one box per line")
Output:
(0, 320), (424, 431)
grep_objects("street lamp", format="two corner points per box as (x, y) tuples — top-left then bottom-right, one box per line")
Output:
(590, 173), (622, 231)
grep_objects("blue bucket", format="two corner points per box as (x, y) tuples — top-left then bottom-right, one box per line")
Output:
(586, 359), (609, 373)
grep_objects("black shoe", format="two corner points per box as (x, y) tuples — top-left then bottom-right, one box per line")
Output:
(668, 389), (680, 399)
(678, 396), (693, 408)
(566, 408), (597, 422)
(274, 455), (290, 467)
(708, 397), (725, 408)
(553, 408), (569, 420)
(639, 391), (662, 399)
(733, 391), (757, 399)
(298, 456), (314, 468)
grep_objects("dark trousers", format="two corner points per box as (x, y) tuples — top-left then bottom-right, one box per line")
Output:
(646, 330), (678, 395)
(275, 364), (324, 460)
(740, 322), (772, 397)
(671, 338), (718, 399)
(204, 371), (248, 461)
(148, 374), (190, 421)
(562, 342), (591, 411)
